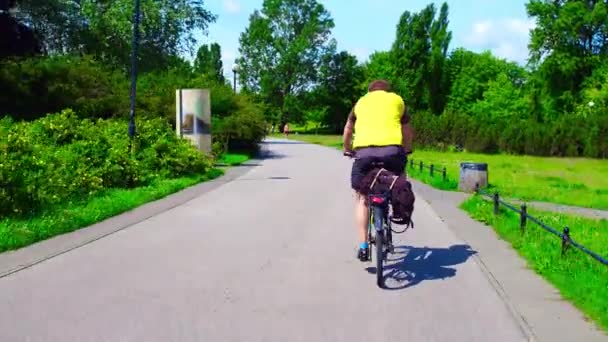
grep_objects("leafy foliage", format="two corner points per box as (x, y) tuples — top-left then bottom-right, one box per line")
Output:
(312, 51), (365, 132)
(391, 3), (452, 114)
(526, 0), (608, 111)
(3, 0), (217, 72)
(236, 0), (335, 124)
(0, 109), (213, 218)
(0, 55), (128, 121)
(354, 1), (608, 158)
(194, 43), (225, 83)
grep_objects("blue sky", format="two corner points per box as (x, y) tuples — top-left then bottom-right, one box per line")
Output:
(191, 0), (535, 79)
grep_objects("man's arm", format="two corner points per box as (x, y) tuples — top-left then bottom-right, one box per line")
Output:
(401, 107), (414, 153)
(343, 110), (356, 152)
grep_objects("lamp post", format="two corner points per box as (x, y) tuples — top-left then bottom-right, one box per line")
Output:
(232, 63), (240, 92)
(128, 0), (141, 143)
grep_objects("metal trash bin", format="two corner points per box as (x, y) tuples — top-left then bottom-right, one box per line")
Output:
(458, 162), (488, 193)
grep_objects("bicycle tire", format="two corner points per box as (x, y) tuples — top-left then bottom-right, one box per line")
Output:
(372, 207), (385, 288)
(375, 229), (383, 287)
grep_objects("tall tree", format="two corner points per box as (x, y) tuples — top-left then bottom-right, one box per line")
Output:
(8, 0), (217, 73)
(236, 0), (335, 123)
(445, 49), (526, 115)
(361, 51), (396, 91)
(0, 0), (42, 59)
(194, 42), (225, 82)
(428, 2), (452, 115)
(80, 0), (217, 73)
(390, 2), (452, 114)
(391, 5), (434, 111)
(526, 0), (608, 110)
(315, 50), (365, 132)
(9, 0), (83, 54)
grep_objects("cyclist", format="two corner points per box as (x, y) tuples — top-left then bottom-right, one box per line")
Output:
(342, 79), (414, 261)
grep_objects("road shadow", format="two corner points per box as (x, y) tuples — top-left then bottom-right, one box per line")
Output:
(366, 244), (477, 290)
(261, 140), (307, 145)
(214, 162), (262, 167)
(255, 148), (288, 160)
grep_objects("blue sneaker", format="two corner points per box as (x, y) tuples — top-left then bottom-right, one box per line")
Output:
(357, 247), (369, 262)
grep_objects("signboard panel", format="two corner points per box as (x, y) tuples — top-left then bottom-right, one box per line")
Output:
(176, 89), (211, 153)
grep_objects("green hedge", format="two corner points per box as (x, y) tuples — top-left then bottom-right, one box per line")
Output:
(411, 109), (608, 158)
(0, 55), (128, 121)
(0, 109), (212, 218)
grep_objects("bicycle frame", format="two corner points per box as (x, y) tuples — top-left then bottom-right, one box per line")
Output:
(369, 192), (389, 231)
(367, 191), (394, 288)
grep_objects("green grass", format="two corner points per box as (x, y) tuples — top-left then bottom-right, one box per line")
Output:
(405, 162), (458, 190)
(216, 152), (251, 166)
(282, 134), (608, 210)
(0, 148), (264, 254)
(0, 169), (224, 253)
(461, 195), (608, 332)
(410, 150), (608, 209)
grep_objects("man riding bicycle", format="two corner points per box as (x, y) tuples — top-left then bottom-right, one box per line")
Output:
(342, 79), (414, 262)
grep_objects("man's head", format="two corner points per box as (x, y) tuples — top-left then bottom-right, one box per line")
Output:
(368, 79), (392, 92)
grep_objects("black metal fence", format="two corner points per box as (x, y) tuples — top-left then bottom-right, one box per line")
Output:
(407, 158), (448, 182)
(407, 158), (608, 267)
(475, 184), (608, 266)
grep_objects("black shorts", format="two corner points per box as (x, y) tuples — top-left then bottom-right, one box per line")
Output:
(350, 146), (407, 191)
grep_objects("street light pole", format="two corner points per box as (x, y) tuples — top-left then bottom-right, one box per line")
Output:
(128, 0), (141, 143)
(232, 63), (240, 92)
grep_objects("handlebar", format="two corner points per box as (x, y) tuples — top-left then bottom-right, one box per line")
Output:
(343, 150), (355, 158)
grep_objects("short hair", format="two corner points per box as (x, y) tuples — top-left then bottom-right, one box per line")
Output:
(368, 79), (392, 92)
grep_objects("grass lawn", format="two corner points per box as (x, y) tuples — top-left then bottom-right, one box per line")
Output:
(462, 195), (608, 332)
(408, 149), (608, 210)
(0, 153), (249, 253)
(282, 134), (608, 210)
(216, 152), (251, 166)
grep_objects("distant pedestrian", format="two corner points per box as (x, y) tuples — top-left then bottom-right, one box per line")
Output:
(283, 123), (290, 138)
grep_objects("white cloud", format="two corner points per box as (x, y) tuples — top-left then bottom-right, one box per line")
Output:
(223, 0), (241, 14)
(462, 17), (536, 64)
(472, 20), (492, 37)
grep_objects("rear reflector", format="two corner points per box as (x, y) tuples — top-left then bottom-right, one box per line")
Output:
(370, 196), (385, 204)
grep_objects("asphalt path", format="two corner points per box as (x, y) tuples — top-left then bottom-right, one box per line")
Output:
(0, 138), (530, 342)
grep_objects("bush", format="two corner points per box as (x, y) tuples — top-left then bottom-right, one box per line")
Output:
(0, 109), (212, 218)
(212, 94), (267, 154)
(0, 55), (128, 121)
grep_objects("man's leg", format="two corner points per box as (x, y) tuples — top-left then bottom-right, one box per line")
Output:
(355, 192), (369, 244)
(351, 157), (372, 261)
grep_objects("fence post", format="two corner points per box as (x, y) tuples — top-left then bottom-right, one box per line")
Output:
(442, 167), (447, 182)
(493, 192), (500, 215)
(561, 226), (571, 256)
(430, 164), (434, 177)
(520, 204), (527, 234)
(419, 161), (423, 173)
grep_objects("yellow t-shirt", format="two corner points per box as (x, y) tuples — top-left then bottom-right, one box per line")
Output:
(352, 90), (405, 149)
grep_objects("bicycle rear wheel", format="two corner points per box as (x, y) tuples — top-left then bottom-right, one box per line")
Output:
(375, 229), (383, 287)
(372, 206), (385, 288)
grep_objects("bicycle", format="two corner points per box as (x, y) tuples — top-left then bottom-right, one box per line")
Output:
(368, 187), (394, 288)
(344, 150), (399, 288)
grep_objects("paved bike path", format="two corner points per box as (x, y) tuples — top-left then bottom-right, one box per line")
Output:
(1, 138), (530, 341)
